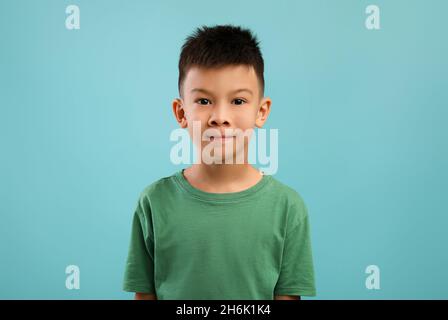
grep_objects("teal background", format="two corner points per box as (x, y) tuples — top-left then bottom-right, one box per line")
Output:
(1, 0), (447, 299)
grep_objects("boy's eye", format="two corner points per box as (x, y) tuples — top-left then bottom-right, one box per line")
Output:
(233, 98), (246, 105)
(195, 98), (246, 105)
(196, 98), (211, 105)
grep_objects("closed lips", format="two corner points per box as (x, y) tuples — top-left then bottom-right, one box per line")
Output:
(209, 135), (235, 140)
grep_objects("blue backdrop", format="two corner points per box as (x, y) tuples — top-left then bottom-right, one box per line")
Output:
(1, 0), (447, 299)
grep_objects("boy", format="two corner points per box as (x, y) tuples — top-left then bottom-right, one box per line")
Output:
(122, 24), (316, 300)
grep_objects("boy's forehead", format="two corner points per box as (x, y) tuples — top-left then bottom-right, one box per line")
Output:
(183, 65), (259, 96)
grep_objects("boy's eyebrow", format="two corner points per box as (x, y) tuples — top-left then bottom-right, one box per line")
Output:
(190, 88), (253, 96)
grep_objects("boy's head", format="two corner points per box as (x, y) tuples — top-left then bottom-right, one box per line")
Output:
(177, 24), (265, 99)
(172, 24), (272, 164)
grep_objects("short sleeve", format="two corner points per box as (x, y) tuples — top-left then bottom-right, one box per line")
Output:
(274, 200), (316, 297)
(122, 195), (155, 294)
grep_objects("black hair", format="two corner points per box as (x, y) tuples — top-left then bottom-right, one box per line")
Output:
(178, 24), (265, 98)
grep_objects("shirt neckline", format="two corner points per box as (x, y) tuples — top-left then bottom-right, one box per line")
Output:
(173, 168), (272, 203)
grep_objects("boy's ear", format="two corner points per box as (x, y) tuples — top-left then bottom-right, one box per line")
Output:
(172, 98), (188, 128)
(255, 96), (272, 128)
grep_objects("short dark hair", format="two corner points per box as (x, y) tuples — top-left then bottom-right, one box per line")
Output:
(178, 24), (265, 99)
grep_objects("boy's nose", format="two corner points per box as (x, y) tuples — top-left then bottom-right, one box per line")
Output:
(208, 105), (231, 127)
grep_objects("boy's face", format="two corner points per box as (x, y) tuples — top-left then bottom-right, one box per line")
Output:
(172, 64), (271, 163)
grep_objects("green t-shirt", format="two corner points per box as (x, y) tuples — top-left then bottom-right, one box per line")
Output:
(122, 169), (316, 299)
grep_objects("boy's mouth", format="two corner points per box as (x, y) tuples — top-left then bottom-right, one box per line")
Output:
(206, 130), (237, 141)
(209, 135), (235, 141)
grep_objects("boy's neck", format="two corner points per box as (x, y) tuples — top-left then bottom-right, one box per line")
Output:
(182, 164), (263, 193)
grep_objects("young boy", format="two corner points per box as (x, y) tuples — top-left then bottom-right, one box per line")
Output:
(122, 24), (316, 300)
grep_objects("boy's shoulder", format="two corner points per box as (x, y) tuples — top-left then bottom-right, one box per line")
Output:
(137, 170), (308, 214)
(138, 172), (177, 199)
(269, 176), (304, 199)
(134, 171), (309, 228)
(269, 176), (308, 212)
(267, 177), (310, 230)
